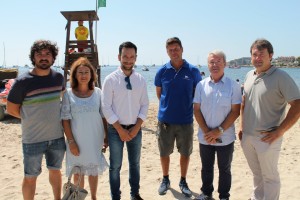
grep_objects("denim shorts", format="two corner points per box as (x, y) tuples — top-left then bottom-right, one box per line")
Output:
(22, 137), (66, 177)
(157, 122), (193, 157)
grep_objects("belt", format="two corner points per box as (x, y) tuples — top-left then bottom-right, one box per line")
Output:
(121, 124), (135, 130)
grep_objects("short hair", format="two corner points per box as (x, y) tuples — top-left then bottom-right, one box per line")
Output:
(29, 40), (58, 66)
(250, 39), (274, 55)
(166, 37), (182, 48)
(207, 50), (226, 63)
(119, 41), (137, 55)
(70, 57), (97, 90)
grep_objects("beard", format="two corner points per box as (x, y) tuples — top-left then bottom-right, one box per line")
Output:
(35, 60), (53, 70)
(121, 63), (134, 72)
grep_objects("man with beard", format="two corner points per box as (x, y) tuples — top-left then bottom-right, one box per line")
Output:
(7, 40), (65, 200)
(101, 41), (149, 200)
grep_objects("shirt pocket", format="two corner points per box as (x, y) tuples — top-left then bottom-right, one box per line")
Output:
(219, 93), (231, 107)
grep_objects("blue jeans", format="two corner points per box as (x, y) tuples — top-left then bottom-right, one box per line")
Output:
(200, 142), (234, 199)
(108, 125), (142, 200)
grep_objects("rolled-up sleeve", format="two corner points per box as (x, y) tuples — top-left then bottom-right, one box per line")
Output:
(101, 78), (119, 124)
(138, 79), (149, 121)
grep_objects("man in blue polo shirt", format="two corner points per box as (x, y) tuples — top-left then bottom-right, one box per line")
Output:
(154, 37), (201, 197)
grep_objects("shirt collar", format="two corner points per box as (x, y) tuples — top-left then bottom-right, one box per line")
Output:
(117, 67), (135, 77)
(166, 59), (188, 69)
(264, 65), (277, 75)
(253, 65), (277, 76)
(208, 74), (226, 84)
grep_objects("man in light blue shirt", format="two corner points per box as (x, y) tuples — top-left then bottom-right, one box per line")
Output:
(193, 50), (242, 200)
(101, 41), (149, 200)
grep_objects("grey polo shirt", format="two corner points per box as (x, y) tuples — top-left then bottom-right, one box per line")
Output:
(242, 66), (300, 136)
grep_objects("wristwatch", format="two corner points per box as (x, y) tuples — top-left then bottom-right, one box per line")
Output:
(218, 126), (224, 134)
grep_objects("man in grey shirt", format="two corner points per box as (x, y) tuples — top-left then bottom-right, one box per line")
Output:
(239, 39), (300, 200)
(7, 40), (65, 200)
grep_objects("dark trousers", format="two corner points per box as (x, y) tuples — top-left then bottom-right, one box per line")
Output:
(200, 142), (234, 199)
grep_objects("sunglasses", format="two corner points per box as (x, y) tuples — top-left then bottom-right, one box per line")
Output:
(124, 76), (132, 90)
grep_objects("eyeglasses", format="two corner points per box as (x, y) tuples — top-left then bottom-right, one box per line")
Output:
(208, 60), (223, 65)
(125, 76), (132, 90)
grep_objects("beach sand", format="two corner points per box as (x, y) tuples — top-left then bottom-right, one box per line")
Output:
(1, 103), (300, 200)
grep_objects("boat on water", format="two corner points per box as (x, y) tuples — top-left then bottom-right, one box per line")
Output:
(228, 63), (241, 69)
(0, 68), (18, 120)
(142, 65), (149, 71)
(0, 68), (18, 83)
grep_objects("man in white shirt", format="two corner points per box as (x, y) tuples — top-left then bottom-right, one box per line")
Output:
(101, 41), (149, 200)
(193, 50), (242, 200)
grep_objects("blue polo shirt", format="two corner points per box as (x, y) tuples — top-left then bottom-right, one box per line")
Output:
(154, 60), (201, 124)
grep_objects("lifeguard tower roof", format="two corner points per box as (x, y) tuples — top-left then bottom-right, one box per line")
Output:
(60, 10), (99, 21)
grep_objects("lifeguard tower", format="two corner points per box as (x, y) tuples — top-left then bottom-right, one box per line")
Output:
(61, 10), (101, 87)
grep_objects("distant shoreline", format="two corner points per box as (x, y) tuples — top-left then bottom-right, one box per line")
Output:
(1, 64), (300, 69)
(238, 65), (300, 68)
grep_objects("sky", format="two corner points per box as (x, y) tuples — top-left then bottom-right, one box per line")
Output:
(1, 0), (300, 67)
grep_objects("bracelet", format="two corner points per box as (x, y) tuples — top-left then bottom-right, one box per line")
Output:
(67, 139), (75, 144)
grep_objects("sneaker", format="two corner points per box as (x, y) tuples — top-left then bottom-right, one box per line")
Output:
(130, 194), (144, 200)
(194, 193), (213, 200)
(179, 179), (192, 197)
(158, 178), (170, 195)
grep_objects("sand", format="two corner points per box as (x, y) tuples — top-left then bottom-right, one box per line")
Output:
(1, 103), (299, 200)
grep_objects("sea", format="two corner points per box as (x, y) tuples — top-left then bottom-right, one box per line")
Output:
(17, 65), (300, 102)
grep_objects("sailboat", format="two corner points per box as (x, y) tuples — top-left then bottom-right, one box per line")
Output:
(1, 43), (6, 68)
(229, 63), (241, 69)
(0, 42), (18, 83)
(142, 65), (149, 71)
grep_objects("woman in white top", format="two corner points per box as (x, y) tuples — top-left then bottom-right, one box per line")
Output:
(61, 57), (108, 200)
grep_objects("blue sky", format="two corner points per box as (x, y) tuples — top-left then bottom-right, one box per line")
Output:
(1, 0), (300, 66)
